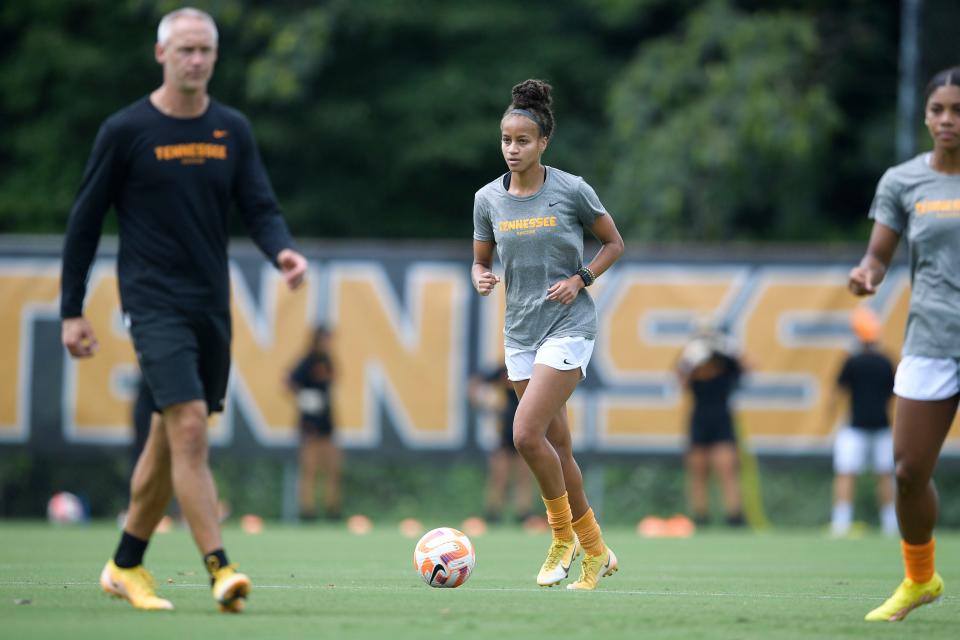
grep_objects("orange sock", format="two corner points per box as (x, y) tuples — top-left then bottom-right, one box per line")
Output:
(902, 539), (935, 584)
(572, 508), (605, 557)
(542, 493), (574, 542)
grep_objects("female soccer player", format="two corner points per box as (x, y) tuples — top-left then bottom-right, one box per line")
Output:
(472, 79), (624, 590)
(676, 324), (746, 528)
(849, 66), (960, 622)
(288, 326), (342, 521)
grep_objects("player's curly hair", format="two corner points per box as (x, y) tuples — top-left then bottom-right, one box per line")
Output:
(503, 79), (555, 139)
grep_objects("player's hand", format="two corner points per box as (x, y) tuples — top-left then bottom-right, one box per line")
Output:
(62, 317), (99, 358)
(848, 265), (880, 296)
(278, 248), (307, 290)
(475, 271), (500, 296)
(546, 276), (583, 305)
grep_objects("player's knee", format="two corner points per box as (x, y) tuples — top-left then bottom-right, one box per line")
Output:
(168, 412), (209, 461)
(894, 459), (927, 494)
(512, 426), (539, 456)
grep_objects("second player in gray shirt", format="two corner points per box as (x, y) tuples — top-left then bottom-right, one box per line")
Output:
(869, 153), (960, 357)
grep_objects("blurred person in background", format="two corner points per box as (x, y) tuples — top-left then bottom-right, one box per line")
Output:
(468, 366), (534, 524)
(849, 67), (960, 622)
(287, 326), (341, 522)
(60, 7), (307, 612)
(826, 307), (897, 537)
(676, 320), (746, 527)
(472, 79), (624, 590)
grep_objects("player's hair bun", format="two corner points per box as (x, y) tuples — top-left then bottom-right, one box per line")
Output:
(505, 79), (556, 138)
(511, 79), (553, 111)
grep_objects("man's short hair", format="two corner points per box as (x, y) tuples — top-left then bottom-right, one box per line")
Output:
(157, 7), (219, 46)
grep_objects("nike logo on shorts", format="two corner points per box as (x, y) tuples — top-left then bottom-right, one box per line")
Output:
(549, 201), (560, 207)
(563, 359), (573, 365)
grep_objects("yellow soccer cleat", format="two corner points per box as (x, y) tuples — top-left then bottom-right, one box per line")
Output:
(211, 563), (252, 613)
(566, 547), (618, 591)
(865, 573), (944, 622)
(99, 560), (174, 610)
(537, 536), (580, 587)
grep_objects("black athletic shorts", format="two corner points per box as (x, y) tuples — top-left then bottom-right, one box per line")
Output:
(689, 416), (736, 446)
(300, 414), (334, 438)
(127, 308), (231, 414)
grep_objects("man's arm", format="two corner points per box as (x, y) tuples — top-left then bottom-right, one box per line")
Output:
(232, 116), (306, 289)
(61, 121), (121, 357)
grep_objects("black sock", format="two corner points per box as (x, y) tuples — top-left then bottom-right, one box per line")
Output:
(204, 549), (230, 577)
(114, 531), (149, 568)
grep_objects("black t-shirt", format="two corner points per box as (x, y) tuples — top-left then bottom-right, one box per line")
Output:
(690, 353), (742, 430)
(289, 352), (334, 423)
(837, 350), (895, 430)
(61, 97), (293, 317)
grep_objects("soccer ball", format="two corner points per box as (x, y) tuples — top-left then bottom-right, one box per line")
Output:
(47, 491), (86, 524)
(413, 527), (476, 588)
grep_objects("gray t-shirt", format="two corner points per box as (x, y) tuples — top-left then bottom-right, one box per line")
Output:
(869, 153), (960, 357)
(473, 166), (607, 350)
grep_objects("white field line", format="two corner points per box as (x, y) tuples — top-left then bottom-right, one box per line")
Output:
(0, 580), (894, 601)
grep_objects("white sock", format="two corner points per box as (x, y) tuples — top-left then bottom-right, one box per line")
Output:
(880, 503), (898, 536)
(831, 501), (853, 535)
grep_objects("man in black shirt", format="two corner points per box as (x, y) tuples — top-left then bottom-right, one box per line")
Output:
(828, 307), (897, 537)
(60, 7), (307, 612)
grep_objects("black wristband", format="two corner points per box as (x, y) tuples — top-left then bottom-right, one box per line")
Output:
(576, 266), (595, 287)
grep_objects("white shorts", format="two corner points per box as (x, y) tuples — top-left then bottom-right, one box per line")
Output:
(833, 426), (894, 475)
(893, 356), (960, 401)
(504, 336), (595, 382)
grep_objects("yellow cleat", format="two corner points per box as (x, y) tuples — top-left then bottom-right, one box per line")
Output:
(566, 547), (618, 591)
(99, 560), (174, 610)
(537, 536), (580, 587)
(211, 563), (252, 613)
(865, 573), (944, 622)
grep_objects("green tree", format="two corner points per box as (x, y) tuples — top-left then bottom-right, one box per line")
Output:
(0, 0), (630, 238)
(0, 0), (157, 232)
(606, 0), (840, 241)
(0, 1), (938, 242)
(235, 0), (628, 239)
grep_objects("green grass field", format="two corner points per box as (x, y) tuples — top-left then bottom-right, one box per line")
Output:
(0, 521), (956, 639)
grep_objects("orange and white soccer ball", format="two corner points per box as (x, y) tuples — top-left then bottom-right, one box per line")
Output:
(413, 527), (476, 588)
